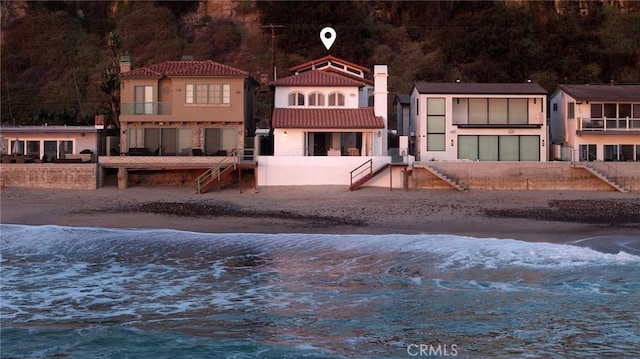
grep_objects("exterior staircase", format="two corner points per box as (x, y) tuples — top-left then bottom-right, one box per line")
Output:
(349, 159), (390, 191)
(573, 162), (629, 193)
(416, 164), (468, 192)
(195, 150), (240, 194)
(196, 164), (237, 194)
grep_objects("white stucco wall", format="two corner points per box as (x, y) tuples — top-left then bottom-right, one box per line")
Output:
(550, 91), (640, 161)
(274, 85), (361, 108)
(257, 155), (405, 188)
(411, 92), (547, 162)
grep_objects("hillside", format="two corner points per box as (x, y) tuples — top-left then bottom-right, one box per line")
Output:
(1, 0), (639, 127)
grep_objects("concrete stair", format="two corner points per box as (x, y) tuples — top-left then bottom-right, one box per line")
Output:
(417, 164), (468, 192)
(349, 164), (390, 191)
(574, 164), (629, 193)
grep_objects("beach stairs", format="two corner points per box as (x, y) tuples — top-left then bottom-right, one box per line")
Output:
(196, 149), (257, 194)
(416, 164), (468, 192)
(349, 160), (390, 191)
(573, 163), (629, 193)
(196, 164), (236, 194)
(195, 151), (239, 194)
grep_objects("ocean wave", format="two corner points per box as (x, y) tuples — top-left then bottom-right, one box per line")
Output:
(2, 224), (638, 270)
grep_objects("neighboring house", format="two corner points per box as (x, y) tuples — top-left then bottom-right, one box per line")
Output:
(118, 57), (258, 157)
(258, 56), (395, 187)
(550, 85), (640, 162)
(394, 94), (411, 137)
(410, 83), (548, 162)
(0, 125), (102, 162)
(270, 56), (388, 157)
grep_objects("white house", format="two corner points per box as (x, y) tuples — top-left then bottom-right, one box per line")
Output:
(258, 56), (399, 187)
(1, 125), (103, 162)
(410, 83), (548, 162)
(549, 85), (640, 162)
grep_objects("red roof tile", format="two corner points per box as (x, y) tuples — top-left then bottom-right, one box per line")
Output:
(271, 70), (367, 87)
(122, 60), (248, 78)
(272, 108), (384, 129)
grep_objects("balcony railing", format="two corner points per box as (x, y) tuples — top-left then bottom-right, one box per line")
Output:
(579, 117), (640, 131)
(121, 102), (172, 116)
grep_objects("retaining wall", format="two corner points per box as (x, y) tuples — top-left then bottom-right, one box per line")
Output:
(0, 164), (98, 190)
(411, 161), (640, 191)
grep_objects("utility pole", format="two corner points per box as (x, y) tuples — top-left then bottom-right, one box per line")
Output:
(261, 24), (283, 81)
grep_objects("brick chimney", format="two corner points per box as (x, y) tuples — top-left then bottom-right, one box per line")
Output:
(119, 55), (131, 73)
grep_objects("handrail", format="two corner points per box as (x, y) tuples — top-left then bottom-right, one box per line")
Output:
(195, 150), (238, 193)
(584, 159), (630, 192)
(350, 159), (373, 188)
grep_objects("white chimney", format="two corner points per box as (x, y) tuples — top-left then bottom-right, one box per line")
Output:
(374, 65), (388, 156)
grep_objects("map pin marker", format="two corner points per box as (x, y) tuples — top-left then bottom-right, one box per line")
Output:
(320, 27), (336, 50)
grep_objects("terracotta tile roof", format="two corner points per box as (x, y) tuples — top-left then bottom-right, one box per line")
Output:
(272, 108), (384, 129)
(271, 70), (367, 87)
(557, 85), (640, 101)
(323, 67), (374, 86)
(414, 82), (547, 95)
(289, 55), (370, 73)
(122, 60), (248, 78)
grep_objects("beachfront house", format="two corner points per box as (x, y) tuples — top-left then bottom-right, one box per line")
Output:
(549, 85), (640, 162)
(118, 57), (258, 157)
(258, 56), (400, 187)
(409, 83), (548, 162)
(1, 124), (104, 163)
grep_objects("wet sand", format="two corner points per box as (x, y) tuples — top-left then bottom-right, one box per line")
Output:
(1, 186), (639, 253)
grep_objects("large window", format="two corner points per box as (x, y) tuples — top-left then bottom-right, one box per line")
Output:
(58, 141), (73, 158)
(134, 85), (153, 114)
(458, 135), (540, 161)
(205, 128), (237, 155)
(457, 98), (528, 125)
(186, 84), (230, 105)
(579, 144), (597, 162)
(127, 127), (194, 156)
(426, 98), (445, 151)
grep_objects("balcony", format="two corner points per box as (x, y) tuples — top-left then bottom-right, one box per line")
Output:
(579, 117), (640, 132)
(121, 102), (172, 116)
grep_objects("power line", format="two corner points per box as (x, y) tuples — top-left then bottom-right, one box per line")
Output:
(261, 23), (283, 81)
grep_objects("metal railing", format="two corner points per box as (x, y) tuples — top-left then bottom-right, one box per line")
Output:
(350, 159), (373, 188)
(195, 150), (238, 193)
(579, 117), (640, 131)
(584, 160), (630, 192)
(120, 102), (172, 116)
(235, 148), (255, 163)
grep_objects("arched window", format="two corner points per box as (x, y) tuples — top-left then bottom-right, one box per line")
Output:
(288, 92), (305, 106)
(308, 92), (325, 106)
(328, 92), (345, 107)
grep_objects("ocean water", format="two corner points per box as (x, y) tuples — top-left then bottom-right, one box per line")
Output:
(1, 225), (639, 358)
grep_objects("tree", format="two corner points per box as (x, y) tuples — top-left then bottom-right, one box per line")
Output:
(100, 32), (122, 129)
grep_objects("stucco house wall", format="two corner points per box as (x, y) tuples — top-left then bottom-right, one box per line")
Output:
(410, 83), (548, 162)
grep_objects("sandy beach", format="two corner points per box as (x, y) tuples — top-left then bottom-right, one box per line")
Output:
(1, 186), (639, 249)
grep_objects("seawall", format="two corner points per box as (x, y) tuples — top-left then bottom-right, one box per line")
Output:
(0, 164), (97, 190)
(411, 162), (640, 191)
